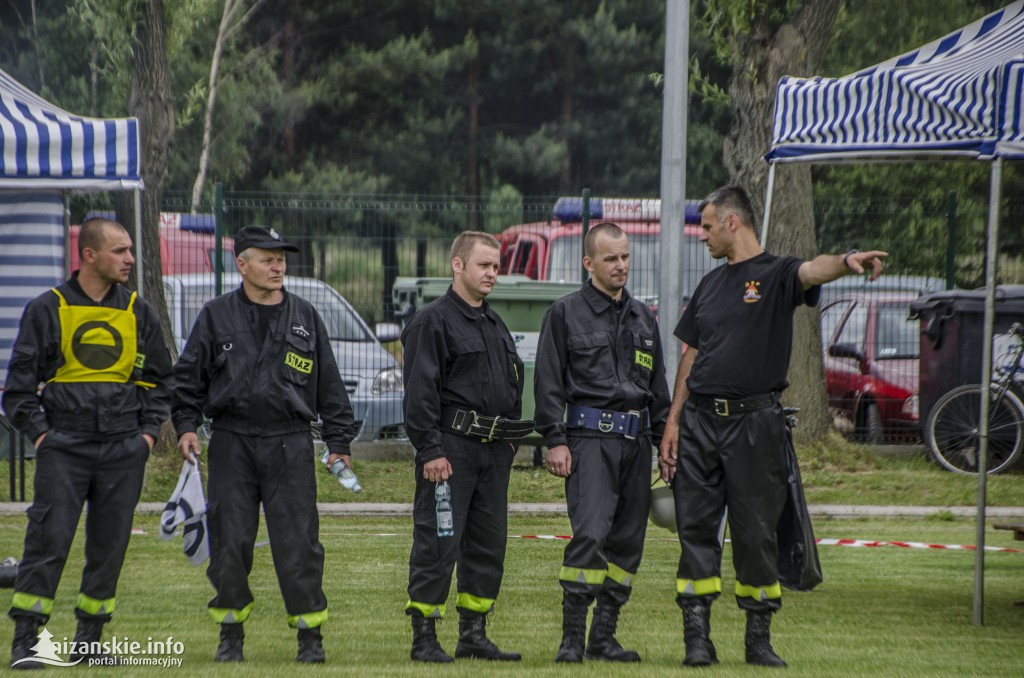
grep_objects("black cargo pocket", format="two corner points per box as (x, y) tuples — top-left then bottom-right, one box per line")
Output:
(631, 331), (656, 383)
(567, 331), (613, 386)
(23, 504), (50, 557)
(282, 333), (315, 385)
(449, 336), (488, 386)
(503, 335), (524, 385)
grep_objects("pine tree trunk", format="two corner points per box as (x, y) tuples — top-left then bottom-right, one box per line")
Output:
(722, 1), (842, 443)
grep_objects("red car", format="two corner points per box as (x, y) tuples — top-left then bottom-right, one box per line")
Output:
(821, 292), (920, 443)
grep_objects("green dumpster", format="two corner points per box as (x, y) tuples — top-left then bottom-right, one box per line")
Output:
(392, 275), (578, 447)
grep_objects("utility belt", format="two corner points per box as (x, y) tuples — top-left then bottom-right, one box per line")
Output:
(441, 407), (536, 443)
(566, 404), (650, 439)
(689, 392), (778, 417)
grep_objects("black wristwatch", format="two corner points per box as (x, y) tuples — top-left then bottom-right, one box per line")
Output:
(842, 249), (860, 270)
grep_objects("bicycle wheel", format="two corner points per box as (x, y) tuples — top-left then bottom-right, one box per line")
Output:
(925, 384), (1024, 474)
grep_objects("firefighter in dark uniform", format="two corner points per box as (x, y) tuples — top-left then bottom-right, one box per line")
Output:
(659, 186), (886, 668)
(534, 222), (671, 664)
(402, 231), (533, 663)
(172, 226), (356, 664)
(3, 218), (173, 669)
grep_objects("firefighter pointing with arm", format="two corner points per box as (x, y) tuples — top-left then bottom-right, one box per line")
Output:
(3, 218), (173, 669)
(172, 226), (357, 664)
(659, 185), (885, 668)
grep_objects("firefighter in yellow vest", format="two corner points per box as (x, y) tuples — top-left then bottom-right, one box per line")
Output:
(3, 218), (173, 669)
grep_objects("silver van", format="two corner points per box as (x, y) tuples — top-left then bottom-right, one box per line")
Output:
(163, 273), (404, 442)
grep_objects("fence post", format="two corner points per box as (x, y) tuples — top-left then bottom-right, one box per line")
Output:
(581, 188), (591, 283)
(945, 190), (957, 290)
(215, 182), (224, 297)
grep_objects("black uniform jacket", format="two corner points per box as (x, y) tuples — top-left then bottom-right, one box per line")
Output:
(172, 285), (356, 455)
(401, 286), (524, 464)
(534, 281), (671, 449)
(2, 272), (173, 442)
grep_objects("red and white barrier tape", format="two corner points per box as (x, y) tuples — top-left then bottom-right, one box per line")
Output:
(512, 534), (1024, 553)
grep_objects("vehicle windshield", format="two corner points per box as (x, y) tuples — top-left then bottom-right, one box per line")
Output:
(547, 234), (717, 303)
(874, 304), (918, 359)
(179, 283), (373, 342)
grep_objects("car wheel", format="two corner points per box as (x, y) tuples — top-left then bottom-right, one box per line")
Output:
(863, 402), (884, 445)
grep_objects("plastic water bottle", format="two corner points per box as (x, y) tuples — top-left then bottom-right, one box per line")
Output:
(435, 481), (454, 537)
(321, 450), (362, 493)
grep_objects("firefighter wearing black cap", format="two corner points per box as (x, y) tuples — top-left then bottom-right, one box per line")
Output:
(3, 217), (173, 669)
(173, 225), (357, 664)
(659, 185), (886, 668)
(402, 231), (532, 663)
(534, 222), (671, 664)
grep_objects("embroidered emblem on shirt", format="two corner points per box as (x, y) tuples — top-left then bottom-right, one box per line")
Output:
(743, 280), (762, 303)
(291, 324), (310, 339)
(635, 350), (654, 370)
(285, 351), (313, 374)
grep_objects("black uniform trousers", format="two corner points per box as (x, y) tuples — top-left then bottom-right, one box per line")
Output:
(206, 429), (327, 626)
(406, 434), (515, 618)
(673, 401), (788, 613)
(11, 430), (148, 623)
(560, 432), (652, 606)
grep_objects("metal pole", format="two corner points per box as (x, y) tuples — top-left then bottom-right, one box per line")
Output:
(973, 156), (1003, 626)
(659, 0), (689, 382)
(215, 182), (224, 297)
(581, 188), (591, 284)
(761, 163), (777, 248)
(134, 188), (144, 298)
(946, 190), (957, 290)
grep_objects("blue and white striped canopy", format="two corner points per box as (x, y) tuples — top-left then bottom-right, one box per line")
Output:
(768, 1), (1024, 163)
(0, 69), (141, 188)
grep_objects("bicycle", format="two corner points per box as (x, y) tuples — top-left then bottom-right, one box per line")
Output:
(924, 322), (1024, 474)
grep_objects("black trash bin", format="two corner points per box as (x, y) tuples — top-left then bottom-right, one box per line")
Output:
(910, 285), (1024, 428)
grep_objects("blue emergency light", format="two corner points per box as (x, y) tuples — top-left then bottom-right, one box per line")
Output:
(552, 197), (702, 224)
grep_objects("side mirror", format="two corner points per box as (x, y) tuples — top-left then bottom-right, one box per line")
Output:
(375, 322), (402, 344)
(828, 342), (865, 363)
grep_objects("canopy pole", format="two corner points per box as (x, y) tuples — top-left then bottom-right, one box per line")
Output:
(134, 188), (144, 299)
(761, 162), (777, 248)
(973, 156), (1003, 626)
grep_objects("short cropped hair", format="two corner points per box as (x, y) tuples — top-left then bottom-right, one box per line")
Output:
(698, 185), (755, 230)
(450, 231), (500, 263)
(584, 222), (626, 258)
(79, 218), (127, 257)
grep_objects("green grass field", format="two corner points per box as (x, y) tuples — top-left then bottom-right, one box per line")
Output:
(0, 514), (1021, 676)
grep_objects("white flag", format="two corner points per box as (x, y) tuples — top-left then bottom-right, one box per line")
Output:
(160, 459), (210, 566)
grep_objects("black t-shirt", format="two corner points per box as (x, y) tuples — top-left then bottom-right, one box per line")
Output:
(673, 251), (818, 398)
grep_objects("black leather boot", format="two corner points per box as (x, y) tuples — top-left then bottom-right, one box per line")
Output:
(554, 594), (588, 663)
(745, 610), (786, 668)
(682, 602), (718, 667)
(454, 610), (520, 661)
(69, 617), (121, 665)
(410, 616), (453, 663)
(215, 623), (244, 662)
(296, 627), (325, 663)
(585, 602), (640, 662)
(10, 616), (43, 670)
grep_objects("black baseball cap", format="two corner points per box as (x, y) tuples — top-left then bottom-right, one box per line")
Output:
(234, 225), (299, 256)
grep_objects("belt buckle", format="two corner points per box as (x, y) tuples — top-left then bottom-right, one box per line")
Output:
(713, 399), (729, 417)
(597, 411), (614, 434)
(484, 416), (502, 443)
(624, 410), (641, 439)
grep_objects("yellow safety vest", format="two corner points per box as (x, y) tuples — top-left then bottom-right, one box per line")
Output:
(49, 288), (141, 385)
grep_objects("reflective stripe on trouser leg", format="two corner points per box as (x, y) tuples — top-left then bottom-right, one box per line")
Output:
(735, 581), (782, 607)
(209, 602), (254, 624)
(405, 600), (445, 619)
(456, 593), (495, 614)
(676, 577), (723, 598)
(289, 609), (328, 629)
(76, 593), (116, 618)
(11, 592), (54, 618)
